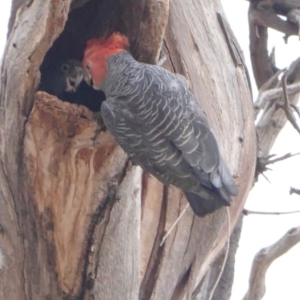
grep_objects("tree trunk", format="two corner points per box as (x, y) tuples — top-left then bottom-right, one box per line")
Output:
(0, 0), (255, 299)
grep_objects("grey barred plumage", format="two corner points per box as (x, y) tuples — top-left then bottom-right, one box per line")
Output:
(98, 51), (237, 217)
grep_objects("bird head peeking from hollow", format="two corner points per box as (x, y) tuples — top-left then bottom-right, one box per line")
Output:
(61, 59), (83, 93)
(82, 33), (129, 90)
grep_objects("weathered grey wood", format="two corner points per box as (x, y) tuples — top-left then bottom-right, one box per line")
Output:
(249, 0), (299, 89)
(249, 0), (300, 157)
(194, 215), (243, 300)
(91, 166), (142, 300)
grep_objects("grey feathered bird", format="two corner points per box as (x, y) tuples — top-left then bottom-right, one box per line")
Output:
(83, 33), (238, 217)
(39, 58), (103, 111)
(40, 59), (84, 98)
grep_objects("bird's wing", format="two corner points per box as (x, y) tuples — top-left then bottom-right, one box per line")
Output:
(101, 97), (201, 192)
(143, 67), (221, 175)
(162, 74), (238, 199)
(159, 73), (237, 197)
(101, 65), (236, 198)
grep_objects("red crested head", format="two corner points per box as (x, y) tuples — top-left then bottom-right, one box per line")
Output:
(82, 33), (129, 89)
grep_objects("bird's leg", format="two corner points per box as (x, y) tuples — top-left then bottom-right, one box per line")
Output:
(91, 112), (106, 140)
(94, 111), (106, 130)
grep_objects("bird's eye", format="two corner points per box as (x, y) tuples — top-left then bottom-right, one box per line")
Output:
(61, 64), (69, 73)
(86, 64), (91, 71)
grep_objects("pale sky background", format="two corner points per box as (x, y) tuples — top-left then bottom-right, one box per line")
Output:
(0, 1), (299, 299)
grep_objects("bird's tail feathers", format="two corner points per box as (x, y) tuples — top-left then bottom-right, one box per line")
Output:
(184, 191), (229, 217)
(217, 158), (238, 197)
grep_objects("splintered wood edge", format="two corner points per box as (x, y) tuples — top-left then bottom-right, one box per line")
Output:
(23, 92), (128, 295)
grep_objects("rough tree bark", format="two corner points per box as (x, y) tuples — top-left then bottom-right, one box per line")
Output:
(0, 0), (255, 299)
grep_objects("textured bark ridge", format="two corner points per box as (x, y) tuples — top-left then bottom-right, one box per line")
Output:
(0, 0), (255, 299)
(24, 92), (128, 295)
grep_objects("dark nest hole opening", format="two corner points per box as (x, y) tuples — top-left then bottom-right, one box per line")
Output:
(38, 0), (138, 112)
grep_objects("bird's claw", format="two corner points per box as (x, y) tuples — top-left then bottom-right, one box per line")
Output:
(95, 111), (106, 131)
(91, 112), (106, 140)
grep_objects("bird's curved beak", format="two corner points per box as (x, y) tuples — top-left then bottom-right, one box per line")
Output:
(66, 69), (83, 92)
(83, 70), (93, 86)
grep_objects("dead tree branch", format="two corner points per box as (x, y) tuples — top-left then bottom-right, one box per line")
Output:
(254, 81), (300, 117)
(241, 2), (300, 299)
(249, 2), (298, 88)
(266, 151), (300, 164)
(254, 57), (300, 163)
(243, 209), (300, 216)
(290, 187), (300, 195)
(255, 152), (300, 179)
(287, 9), (300, 39)
(243, 225), (300, 300)
(276, 72), (300, 134)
